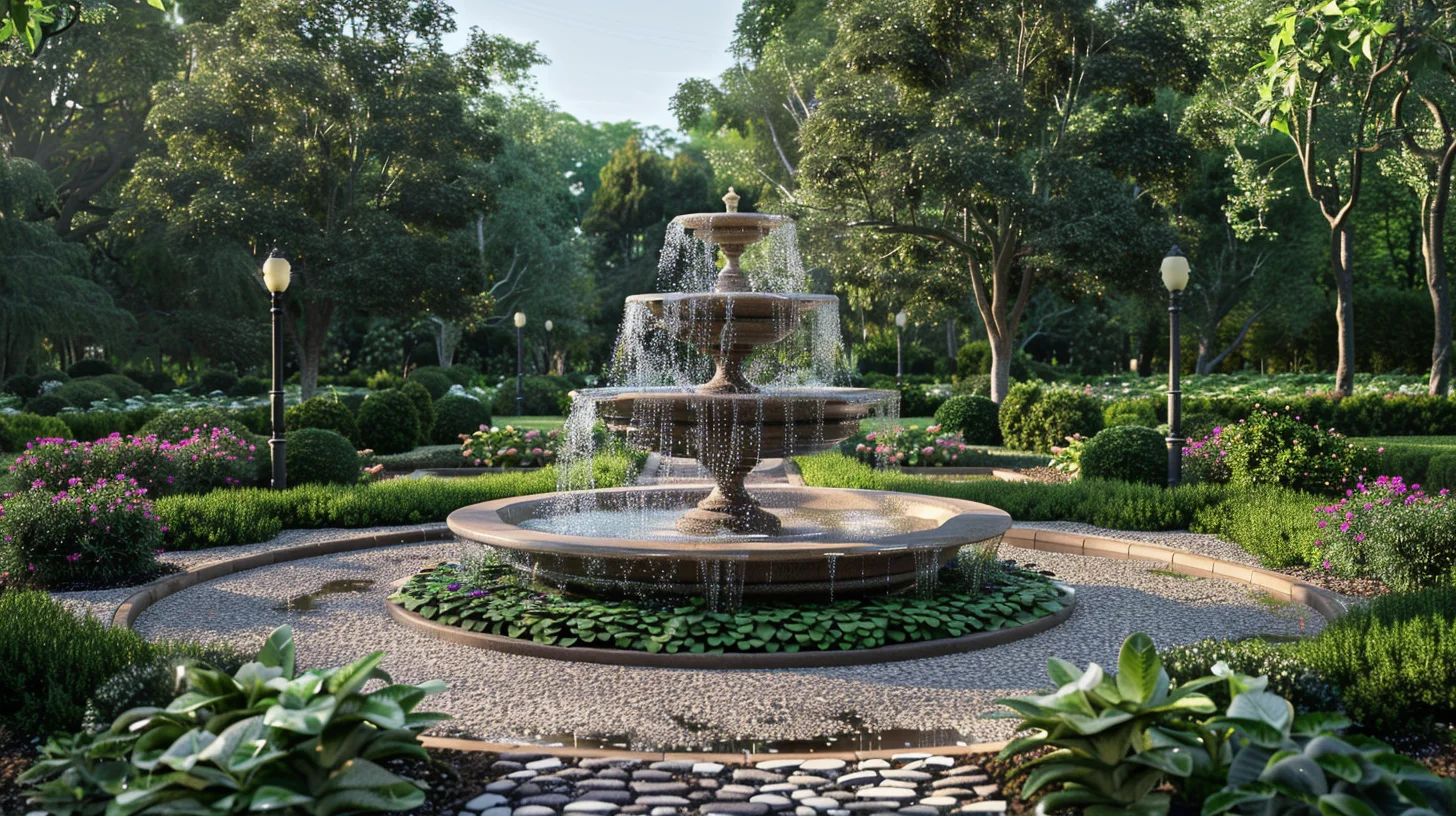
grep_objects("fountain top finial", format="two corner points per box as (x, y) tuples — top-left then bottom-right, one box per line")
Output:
(722, 187), (740, 213)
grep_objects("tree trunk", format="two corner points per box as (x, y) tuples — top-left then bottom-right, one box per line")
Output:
(1195, 332), (1213, 376)
(287, 299), (335, 401)
(1426, 165), (1453, 394)
(1332, 225), (1356, 397)
(945, 319), (956, 364)
(988, 333), (1014, 404)
(432, 316), (461, 368)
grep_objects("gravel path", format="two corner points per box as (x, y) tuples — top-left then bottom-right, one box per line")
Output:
(125, 530), (1318, 751)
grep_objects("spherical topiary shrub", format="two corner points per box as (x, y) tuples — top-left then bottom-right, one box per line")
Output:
(285, 428), (360, 485)
(67, 359), (115, 379)
(123, 367), (176, 394)
(445, 364), (477, 386)
(934, 395), (1001, 445)
(408, 367), (454, 399)
(285, 397), (359, 444)
(0, 413), (72, 449)
(356, 389), (420, 455)
(139, 407), (236, 442)
(195, 369), (238, 394)
(90, 374), (150, 400)
(51, 379), (118, 409)
(1080, 426), (1166, 485)
(3, 374), (40, 399)
(24, 393), (71, 417)
(432, 394), (491, 444)
(398, 380), (435, 444)
(999, 381), (1104, 453)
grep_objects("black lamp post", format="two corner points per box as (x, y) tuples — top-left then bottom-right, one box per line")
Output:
(1161, 246), (1191, 487)
(262, 249), (292, 490)
(513, 311), (526, 416)
(895, 310), (908, 382)
(544, 319), (554, 375)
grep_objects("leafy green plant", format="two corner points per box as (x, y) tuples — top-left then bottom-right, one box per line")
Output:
(1220, 409), (1373, 495)
(492, 375), (572, 416)
(1317, 476), (1456, 591)
(849, 424), (986, 467)
(195, 369), (239, 394)
(285, 396), (359, 445)
(0, 590), (156, 738)
(90, 374), (151, 401)
(285, 428), (361, 486)
(1049, 434), (1087, 476)
(1189, 486), (1324, 569)
(0, 411), (71, 450)
(356, 389), (420, 455)
(390, 558), (1064, 654)
(59, 409), (160, 444)
(935, 394), (1002, 445)
(67, 359), (116, 379)
(0, 476), (164, 588)
(1104, 398), (1159, 429)
(1159, 639), (1341, 716)
(21, 625), (450, 816)
(1081, 426), (1166, 486)
(83, 643), (252, 733)
(992, 633), (1221, 815)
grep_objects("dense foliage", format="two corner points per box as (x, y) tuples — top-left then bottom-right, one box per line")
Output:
(933, 395), (1001, 445)
(1081, 426), (1167, 486)
(0, 475), (165, 587)
(283, 428), (360, 487)
(390, 558), (1065, 654)
(431, 394), (491, 444)
(999, 382), (1104, 453)
(356, 390), (420, 456)
(284, 397), (359, 445)
(460, 425), (562, 468)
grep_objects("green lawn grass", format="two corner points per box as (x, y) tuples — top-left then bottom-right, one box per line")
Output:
(1353, 435), (1456, 447)
(495, 415), (566, 431)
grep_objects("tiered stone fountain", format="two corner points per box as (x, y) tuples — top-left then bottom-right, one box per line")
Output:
(448, 191), (1011, 605)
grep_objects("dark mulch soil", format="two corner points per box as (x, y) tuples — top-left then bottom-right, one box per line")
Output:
(1281, 566), (1389, 599)
(387, 749), (502, 816)
(0, 726), (38, 816)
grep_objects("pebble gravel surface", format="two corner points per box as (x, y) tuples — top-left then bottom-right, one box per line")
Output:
(432, 752), (1011, 816)
(121, 527), (1319, 750)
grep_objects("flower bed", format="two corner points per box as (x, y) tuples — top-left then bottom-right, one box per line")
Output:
(846, 424), (1044, 469)
(460, 425), (562, 468)
(11, 426), (257, 496)
(1315, 475), (1456, 591)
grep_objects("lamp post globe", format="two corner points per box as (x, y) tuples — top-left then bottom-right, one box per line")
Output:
(1162, 246), (1190, 487)
(513, 311), (527, 416)
(263, 249), (291, 490)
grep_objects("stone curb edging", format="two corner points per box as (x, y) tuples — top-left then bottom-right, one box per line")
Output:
(385, 584), (1077, 669)
(1000, 528), (1350, 622)
(109, 525), (455, 629)
(418, 735), (1012, 762)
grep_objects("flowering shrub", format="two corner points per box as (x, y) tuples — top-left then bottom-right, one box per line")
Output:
(1209, 407), (1372, 495)
(0, 476), (164, 587)
(850, 424), (983, 467)
(1315, 475), (1456, 591)
(10, 426), (256, 497)
(1182, 426), (1232, 484)
(461, 425), (561, 468)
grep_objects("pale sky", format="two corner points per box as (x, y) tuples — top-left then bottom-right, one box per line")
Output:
(446, 0), (744, 131)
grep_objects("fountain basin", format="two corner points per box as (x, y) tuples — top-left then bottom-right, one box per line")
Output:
(446, 485), (1011, 601)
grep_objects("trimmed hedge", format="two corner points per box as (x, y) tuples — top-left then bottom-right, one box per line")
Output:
(1081, 425), (1165, 486)
(0, 413), (72, 451)
(25, 393), (70, 416)
(1134, 392), (1456, 438)
(90, 374), (149, 400)
(66, 359), (115, 378)
(1187, 485), (1323, 568)
(1298, 586), (1456, 739)
(51, 379), (118, 408)
(155, 454), (639, 549)
(58, 408), (160, 442)
(0, 590), (154, 738)
(407, 368), (453, 400)
(138, 407), (237, 441)
(284, 428), (360, 486)
(794, 453), (1225, 530)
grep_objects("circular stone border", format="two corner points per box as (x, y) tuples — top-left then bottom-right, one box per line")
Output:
(383, 582), (1077, 669)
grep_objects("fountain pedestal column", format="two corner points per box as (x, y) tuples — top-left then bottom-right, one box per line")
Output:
(676, 457), (781, 536)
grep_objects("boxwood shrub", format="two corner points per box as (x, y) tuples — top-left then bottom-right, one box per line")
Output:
(357, 388), (420, 454)
(59, 408), (160, 442)
(999, 381), (1103, 453)
(432, 394), (491, 444)
(1080, 425), (1166, 486)
(0, 412), (71, 450)
(51, 378), (117, 408)
(407, 367), (453, 400)
(89, 373), (149, 400)
(24, 392), (70, 416)
(400, 380), (435, 444)
(138, 407), (238, 441)
(934, 394), (1001, 445)
(285, 395), (359, 444)
(285, 427), (360, 486)
(66, 359), (115, 378)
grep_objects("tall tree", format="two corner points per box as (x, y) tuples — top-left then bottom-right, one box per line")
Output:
(797, 0), (1196, 402)
(1253, 0), (1400, 395)
(119, 0), (498, 398)
(1386, 2), (1456, 393)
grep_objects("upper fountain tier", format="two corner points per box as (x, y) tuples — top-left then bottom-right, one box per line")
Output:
(671, 187), (792, 294)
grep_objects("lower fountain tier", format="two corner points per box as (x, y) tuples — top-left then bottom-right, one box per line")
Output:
(593, 389), (892, 460)
(445, 485), (1012, 601)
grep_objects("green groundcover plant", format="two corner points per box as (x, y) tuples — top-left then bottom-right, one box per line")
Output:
(21, 625), (450, 816)
(994, 633), (1456, 816)
(1315, 476), (1456, 591)
(389, 557), (1066, 654)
